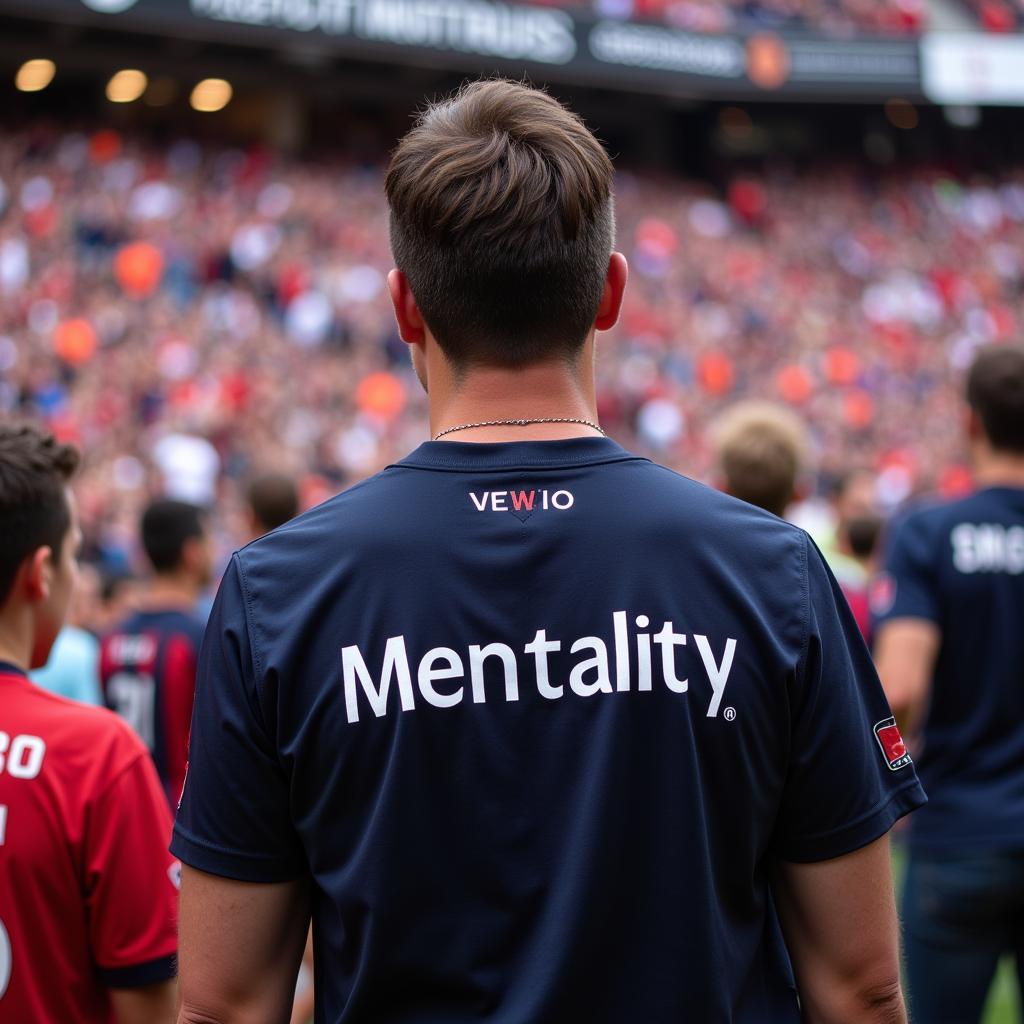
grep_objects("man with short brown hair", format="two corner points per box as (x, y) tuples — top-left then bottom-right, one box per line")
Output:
(175, 80), (923, 1024)
(246, 471), (300, 540)
(875, 344), (1024, 1024)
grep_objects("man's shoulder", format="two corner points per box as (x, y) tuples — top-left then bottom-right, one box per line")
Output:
(113, 606), (204, 632)
(245, 467), (402, 547)
(640, 463), (808, 549)
(229, 468), (408, 605)
(888, 494), (954, 539)
(15, 681), (147, 770)
(647, 461), (796, 516)
(102, 609), (205, 660)
(891, 491), (1004, 543)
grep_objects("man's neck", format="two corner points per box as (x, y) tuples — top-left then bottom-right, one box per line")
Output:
(428, 355), (600, 444)
(974, 451), (1024, 490)
(140, 574), (199, 612)
(0, 611), (33, 672)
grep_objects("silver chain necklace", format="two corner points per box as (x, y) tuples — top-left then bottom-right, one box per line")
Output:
(433, 417), (606, 441)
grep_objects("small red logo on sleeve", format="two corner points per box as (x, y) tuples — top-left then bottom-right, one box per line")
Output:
(874, 717), (912, 771)
(869, 572), (897, 616)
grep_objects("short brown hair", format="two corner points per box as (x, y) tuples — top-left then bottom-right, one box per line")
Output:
(0, 424), (79, 605)
(711, 401), (808, 518)
(248, 472), (299, 534)
(140, 499), (205, 574)
(967, 345), (1024, 454)
(386, 80), (615, 369)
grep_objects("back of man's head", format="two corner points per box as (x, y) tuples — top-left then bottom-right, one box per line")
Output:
(0, 424), (79, 607)
(141, 499), (205, 576)
(247, 472), (299, 537)
(967, 345), (1024, 455)
(711, 401), (808, 518)
(386, 79), (615, 370)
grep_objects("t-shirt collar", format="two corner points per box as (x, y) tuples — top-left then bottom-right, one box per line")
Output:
(0, 660), (28, 680)
(396, 436), (640, 471)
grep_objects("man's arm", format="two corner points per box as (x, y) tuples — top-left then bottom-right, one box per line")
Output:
(111, 980), (177, 1024)
(873, 618), (940, 735)
(177, 865), (310, 1024)
(773, 835), (905, 1024)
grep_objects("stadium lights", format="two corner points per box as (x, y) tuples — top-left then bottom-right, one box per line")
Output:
(190, 79), (232, 113)
(106, 69), (148, 104)
(15, 59), (56, 93)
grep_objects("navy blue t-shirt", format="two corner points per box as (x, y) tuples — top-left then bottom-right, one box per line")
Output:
(875, 485), (1024, 853)
(173, 438), (924, 1023)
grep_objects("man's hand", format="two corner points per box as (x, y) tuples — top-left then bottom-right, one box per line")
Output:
(176, 866), (310, 1024)
(773, 835), (906, 1024)
(873, 618), (940, 735)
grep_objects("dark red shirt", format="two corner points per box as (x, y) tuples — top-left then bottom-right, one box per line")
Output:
(0, 664), (177, 1021)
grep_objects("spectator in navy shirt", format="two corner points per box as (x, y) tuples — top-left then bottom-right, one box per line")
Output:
(174, 80), (924, 1024)
(875, 344), (1024, 1024)
(101, 499), (210, 804)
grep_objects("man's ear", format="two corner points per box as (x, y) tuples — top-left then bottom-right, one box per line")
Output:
(387, 269), (426, 346)
(595, 252), (628, 333)
(23, 547), (53, 602)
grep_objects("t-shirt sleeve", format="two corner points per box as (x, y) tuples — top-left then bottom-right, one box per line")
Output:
(873, 510), (941, 626)
(772, 535), (927, 863)
(161, 633), (197, 806)
(171, 555), (305, 882)
(85, 748), (179, 987)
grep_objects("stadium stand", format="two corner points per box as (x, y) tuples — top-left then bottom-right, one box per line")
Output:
(1, 127), (1021, 566)
(570, 0), (926, 36)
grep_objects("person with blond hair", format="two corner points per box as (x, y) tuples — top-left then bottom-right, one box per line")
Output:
(711, 399), (809, 518)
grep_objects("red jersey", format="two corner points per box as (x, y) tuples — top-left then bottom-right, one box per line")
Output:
(0, 663), (178, 1022)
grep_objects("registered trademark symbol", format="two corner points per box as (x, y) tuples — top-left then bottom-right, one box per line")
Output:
(723, 707), (737, 721)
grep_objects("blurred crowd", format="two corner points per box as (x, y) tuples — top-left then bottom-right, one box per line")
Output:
(538, 0), (923, 36)
(955, 0), (1024, 32)
(2, 125), (1024, 579)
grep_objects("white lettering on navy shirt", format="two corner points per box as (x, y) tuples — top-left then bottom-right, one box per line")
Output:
(341, 612), (737, 724)
(951, 523), (1024, 574)
(469, 489), (574, 512)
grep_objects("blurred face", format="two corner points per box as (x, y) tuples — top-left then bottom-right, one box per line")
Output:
(30, 490), (81, 670)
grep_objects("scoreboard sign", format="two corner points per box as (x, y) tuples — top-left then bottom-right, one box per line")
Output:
(1, 0), (924, 99)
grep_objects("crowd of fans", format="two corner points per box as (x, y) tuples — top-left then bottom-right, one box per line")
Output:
(577, 0), (924, 37)
(955, 0), (1024, 33)
(2, 124), (1023, 575)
